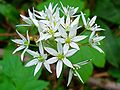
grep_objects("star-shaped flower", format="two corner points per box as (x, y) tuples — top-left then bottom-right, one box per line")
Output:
(89, 31), (105, 53)
(17, 9), (38, 27)
(60, 15), (80, 32)
(25, 41), (52, 76)
(61, 2), (78, 17)
(12, 30), (30, 61)
(56, 25), (87, 50)
(81, 12), (104, 31)
(45, 42), (77, 78)
(67, 60), (90, 86)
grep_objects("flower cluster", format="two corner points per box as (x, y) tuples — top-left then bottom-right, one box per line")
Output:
(12, 3), (105, 86)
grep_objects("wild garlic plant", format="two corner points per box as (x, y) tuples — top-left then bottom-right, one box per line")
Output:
(12, 3), (105, 86)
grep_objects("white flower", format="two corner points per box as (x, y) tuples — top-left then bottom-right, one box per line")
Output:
(60, 15), (80, 32)
(25, 42), (52, 76)
(61, 2), (78, 17)
(45, 42), (77, 78)
(33, 3), (58, 21)
(81, 12), (104, 31)
(17, 9), (38, 27)
(56, 25), (87, 50)
(37, 22), (61, 41)
(89, 31), (105, 53)
(12, 30), (30, 61)
(67, 60), (90, 86)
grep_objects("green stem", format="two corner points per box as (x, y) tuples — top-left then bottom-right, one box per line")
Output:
(77, 42), (90, 46)
(80, 29), (86, 35)
(29, 44), (38, 47)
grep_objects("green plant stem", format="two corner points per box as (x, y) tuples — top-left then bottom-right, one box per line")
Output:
(80, 29), (86, 35)
(29, 44), (38, 47)
(77, 42), (90, 46)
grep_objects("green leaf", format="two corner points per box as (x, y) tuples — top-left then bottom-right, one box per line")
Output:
(0, 3), (19, 24)
(37, 0), (84, 12)
(94, 0), (120, 24)
(69, 46), (96, 82)
(108, 68), (120, 79)
(77, 62), (93, 82)
(0, 43), (48, 90)
(108, 68), (120, 83)
(98, 20), (120, 67)
(23, 80), (49, 90)
(69, 46), (105, 67)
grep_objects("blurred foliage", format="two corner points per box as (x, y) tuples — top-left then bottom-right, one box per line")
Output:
(0, 0), (120, 89)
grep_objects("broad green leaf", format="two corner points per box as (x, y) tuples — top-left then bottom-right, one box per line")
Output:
(108, 68), (120, 83)
(0, 43), (48, 90)
(0, 74), (16, 90)
(98, 20), (120, 67)
(77, 62), (93, 82)
(23, 80), (49, 90)
(0, 3), (19, 24)
(108, 68), (120, 79)
(69, 46), (105, 67)
(94, 0), (120, 24)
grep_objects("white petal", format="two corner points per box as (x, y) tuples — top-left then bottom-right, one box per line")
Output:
(20, 14), (29, 20)
(56, 60), (63, 78)
(12, 39), (24, 44)
(66, 49), (78, 57)
(20, 15), (32, 25)
(34, 62), (42, 76)
(57, 42), (63, 54)
(44, 47), (58, 56)
(55, 38), (65, 43)
(69, 26), (77, 38)
(89, 31), (95, 41)
(58, 25), (67, 38)
(54, 32), (61, 37)
(25, 59), (38, 67)
(63, 44), (69, 55)
(92, 45), (104, 53)
(53, 3), (58, 13)
(44, 61), (52, 73)
(47, 57), (58, 64)
(39, 41), (44, 54)
(93, 36), (105, 42)
(73, 7), (79, 15)
(81, 12), (87, 26)
(27, 49), (39, 57)
(16, 24), (31, 27)
(60, 16), (65, 25)
(21, 47), (28, 61)
(32, 19), (39, 27)
(28, 9), (32, 18)
(63, 58), (73, 68)
(71, 15), (80, 27)
(16, 30), (26, 41)
(95, 28), (105, 31)
(26, 30), (30, 43)
(72, 36), (87, 42)
(37, 33), (46, 42)
(89, 16), (97, 27)
(48, 3), (52, 12)
(74, 69), (84, 83)
(12, 45), (25, 54)
(44, 34), (52, 40)
(67, 69), (73, 86)
(70, 42), (79, 50)
(66, 15), (70, 26)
